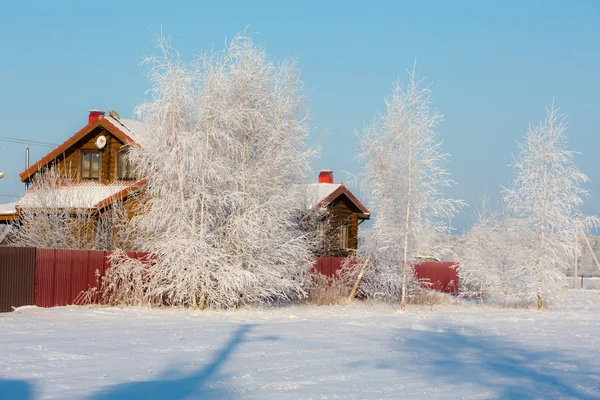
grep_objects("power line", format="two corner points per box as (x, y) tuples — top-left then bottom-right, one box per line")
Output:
(0, 136), (57, 148)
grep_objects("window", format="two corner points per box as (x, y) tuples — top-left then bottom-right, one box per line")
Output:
(117, 149), (136, 180)
(81, 150), (100, 179)
(339, 221), (349, 249)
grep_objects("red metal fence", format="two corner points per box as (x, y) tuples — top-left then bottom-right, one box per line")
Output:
(0, 247), (150, 312)
(34, 249), (148, 308)
(35, 249), (109, 307)
(312, 258), (459, 295)
(312, 257), (347, 277)
(0, 250), (460, 313)
(414, 261), (459, 294)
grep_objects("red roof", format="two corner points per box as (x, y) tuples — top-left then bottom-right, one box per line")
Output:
(309, 183), (370, 217)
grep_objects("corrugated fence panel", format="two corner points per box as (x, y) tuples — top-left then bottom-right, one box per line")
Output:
(35, 248), (56, 308)
(70, 249), (91, 305)
(313, 257), (347, 277)
(88, 250), (106, 289)
(414, 262), (459, 294)
(135, 252), (152, 263)
(54, 249), (74, 306)
(0, 247), (36, 313)
(103, 250), (114, 276)
(34, 249), (115, 307)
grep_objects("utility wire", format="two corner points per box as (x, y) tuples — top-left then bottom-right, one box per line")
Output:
(0, 136), (57, 148)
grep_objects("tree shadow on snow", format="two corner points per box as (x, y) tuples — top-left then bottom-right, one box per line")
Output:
(379, 328), (600, 399)
(88, 324), (257, 400)
(0, 379), (36, 400)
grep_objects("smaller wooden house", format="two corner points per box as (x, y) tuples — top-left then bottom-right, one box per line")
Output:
(307, 170), (370, 257)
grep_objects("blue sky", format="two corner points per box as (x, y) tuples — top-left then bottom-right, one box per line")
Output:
(0, 0), (598, 231)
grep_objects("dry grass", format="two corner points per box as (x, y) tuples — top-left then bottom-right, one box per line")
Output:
(407, 289), (456, 310)
(305, 272), (350, 306)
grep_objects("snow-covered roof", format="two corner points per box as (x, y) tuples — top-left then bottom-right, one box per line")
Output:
(105, 116), (147, 143)
(18, 182), (134, 210)
(0, 202), (17, 215)
(306, 183), (343, 209)
(305, 183), (370, 216)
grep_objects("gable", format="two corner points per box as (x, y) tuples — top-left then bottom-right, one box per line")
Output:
(20, 118), (136, 183)
(330, 193), (365, 215)
(308, 183), (370, 218)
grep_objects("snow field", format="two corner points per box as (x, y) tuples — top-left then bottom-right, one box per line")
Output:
(0, 290), (599, 399)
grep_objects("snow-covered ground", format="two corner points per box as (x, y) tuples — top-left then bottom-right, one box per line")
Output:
(1, 291), (599, 400)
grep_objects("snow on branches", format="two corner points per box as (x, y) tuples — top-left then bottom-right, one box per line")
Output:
(106, 33), (317, 309)
(503, 102), (598, 308)
(355, 66), (464, 309)
(459, 196), (501, 303)
(8, 167), (131, 250)
(459, 197), (524, 306)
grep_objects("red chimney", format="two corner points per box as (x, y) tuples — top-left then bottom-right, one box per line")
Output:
(318, 170), (334, 184)
(88, 109), (105, 125)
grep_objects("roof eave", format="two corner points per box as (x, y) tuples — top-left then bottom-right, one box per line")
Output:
(357, 213), (371, 220)
(94, 178), (147, 212)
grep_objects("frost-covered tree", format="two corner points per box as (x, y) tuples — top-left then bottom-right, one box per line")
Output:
(356, 66), (464, 309)
(459, 197), (523, 306)
(459, 196), (500, 303)
(494, 215), (527, 306)
(8, 167), (130, 250)
(108, 33), (316, 309)
(503, 103), (598, 309)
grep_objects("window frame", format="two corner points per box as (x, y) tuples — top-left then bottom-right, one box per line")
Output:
(80, 150), (101, 180)
(339, 221), (349, 250)
(117, 148), (136, 181)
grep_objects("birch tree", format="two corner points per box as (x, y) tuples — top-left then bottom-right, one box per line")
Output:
(356, 66), (464, 310)
(459, 196), (500, 303)
(494, 215), (526, 307)
(108, 33), (317, 309)
(459, 197), (523, 306)
(503, 103), (598, 309)
(8, 167), (131, 250)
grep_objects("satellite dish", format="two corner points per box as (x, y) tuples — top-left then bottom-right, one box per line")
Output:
(96, 135), (107, 149)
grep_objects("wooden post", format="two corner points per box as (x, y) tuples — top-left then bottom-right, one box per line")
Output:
(574, 226), (579, 289)
(580, 227), (600, 273)
(348, 259), (369, 302)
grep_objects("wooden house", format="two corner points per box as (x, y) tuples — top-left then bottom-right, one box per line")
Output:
(307, 170), (370, 257)
(0, 110), (146, 248)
